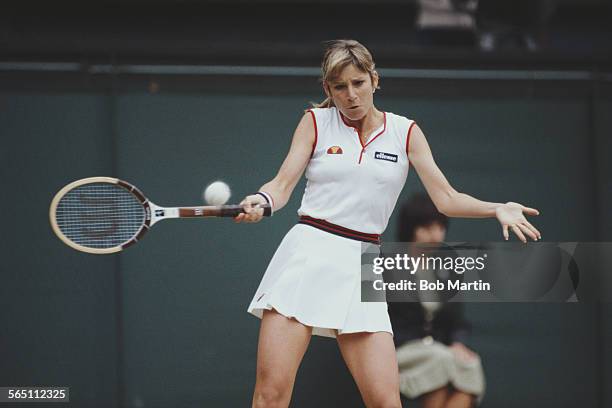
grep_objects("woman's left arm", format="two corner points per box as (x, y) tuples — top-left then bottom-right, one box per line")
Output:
(408, 124), (541, 242)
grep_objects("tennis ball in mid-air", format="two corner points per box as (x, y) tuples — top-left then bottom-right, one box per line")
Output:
(203, 181), (231, 206)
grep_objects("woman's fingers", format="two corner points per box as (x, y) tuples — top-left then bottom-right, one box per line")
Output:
(235, 195), (266, 223)
(499, 203), (542, 242)
(503, 223), (541, 242)
(241, 202), (264, 223)
(523, 220), (542, 240)
(235, 198), (255, 222)
(246, 204), (264, 222)
(522, 206), (540, 216)
(236, 212), (260, 223)
(511, 224), (527, 243)
(517, 223), (538, 241)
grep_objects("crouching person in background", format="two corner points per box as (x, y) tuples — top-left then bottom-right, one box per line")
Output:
(388, 193), (486, 408)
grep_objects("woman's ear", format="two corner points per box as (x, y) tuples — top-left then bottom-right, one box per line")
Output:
(372, 71), (380, 90)
(323, 80), (331, 98)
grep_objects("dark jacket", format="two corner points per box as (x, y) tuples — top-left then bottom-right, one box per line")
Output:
(387, 301), (471, 347)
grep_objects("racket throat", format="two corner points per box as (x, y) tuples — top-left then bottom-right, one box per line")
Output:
(149, 203), (179, 226)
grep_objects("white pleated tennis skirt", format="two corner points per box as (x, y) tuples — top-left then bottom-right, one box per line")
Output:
(247, 224), (392, 338)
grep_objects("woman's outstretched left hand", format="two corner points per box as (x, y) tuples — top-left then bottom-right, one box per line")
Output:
(495, 202), (541, 242)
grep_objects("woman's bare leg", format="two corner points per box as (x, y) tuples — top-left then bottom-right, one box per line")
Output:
(337, 331), (402, 408)
(444, 390), (475, 408)
(420, 387), (449, 408)
(252, 310), (312, 408)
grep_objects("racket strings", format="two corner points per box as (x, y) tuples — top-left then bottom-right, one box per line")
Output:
(55, 183), (145, 249)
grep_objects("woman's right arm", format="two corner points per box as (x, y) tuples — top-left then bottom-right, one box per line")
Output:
(234, 112), (316, 223)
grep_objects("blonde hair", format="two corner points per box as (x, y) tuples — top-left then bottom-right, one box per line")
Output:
(312, 39), (379, 109)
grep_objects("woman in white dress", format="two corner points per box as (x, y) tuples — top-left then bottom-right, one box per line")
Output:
(235, 39), (541, 408)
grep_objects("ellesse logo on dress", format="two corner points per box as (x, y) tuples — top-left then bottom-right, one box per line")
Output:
(327, 146), (343, 154)
(374, 151), (398, 163)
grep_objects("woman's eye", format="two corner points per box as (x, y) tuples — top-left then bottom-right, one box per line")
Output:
(334, 85), (346, 90)
(355, 81), (365, 86)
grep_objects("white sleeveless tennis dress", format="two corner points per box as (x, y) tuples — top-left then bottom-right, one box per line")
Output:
(248, 107), (416, 337)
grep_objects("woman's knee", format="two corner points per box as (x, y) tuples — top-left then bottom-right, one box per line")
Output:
(252, 382), (291, 408)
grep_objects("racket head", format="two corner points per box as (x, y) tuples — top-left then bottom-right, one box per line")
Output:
(49, 177), (151, 254)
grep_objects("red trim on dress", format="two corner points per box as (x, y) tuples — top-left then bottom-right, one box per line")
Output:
(362, 112), (387, 148)
(358, 112), (387, 164)
(338, 110), (387, 165)
(307, 109), (318, 158)
(339, 110), (359, 131)
(406, 121), (416, 166)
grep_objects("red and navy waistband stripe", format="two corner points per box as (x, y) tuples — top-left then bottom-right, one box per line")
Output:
(298, 215), (381, 244)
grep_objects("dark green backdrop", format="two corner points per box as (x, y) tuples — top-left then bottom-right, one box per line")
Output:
(1, 72), (611, 407)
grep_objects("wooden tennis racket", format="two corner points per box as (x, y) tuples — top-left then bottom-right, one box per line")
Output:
(49, 176), (271, 254)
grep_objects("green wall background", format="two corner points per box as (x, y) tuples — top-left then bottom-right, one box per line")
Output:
(1, 73), (610, 407)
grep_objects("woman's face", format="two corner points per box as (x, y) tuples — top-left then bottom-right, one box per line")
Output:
(325, 64), (378, 121)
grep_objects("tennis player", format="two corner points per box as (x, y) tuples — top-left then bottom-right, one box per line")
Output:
(235, 39), (541, 408)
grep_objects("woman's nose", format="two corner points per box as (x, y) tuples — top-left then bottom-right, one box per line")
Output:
(347, 86), (357, 100)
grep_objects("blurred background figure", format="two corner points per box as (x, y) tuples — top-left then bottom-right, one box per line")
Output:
(388, 193), (485, 408)
(477, 0), (558, 51)
(415, 0), (479, 48)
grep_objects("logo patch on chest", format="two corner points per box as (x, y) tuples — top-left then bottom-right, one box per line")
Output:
(374, 151), (398, 163)
(327, 146), (344, 154)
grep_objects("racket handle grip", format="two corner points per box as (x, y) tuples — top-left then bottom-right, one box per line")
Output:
(219, 203), (272, 217)
(177, 204), (272, 218)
